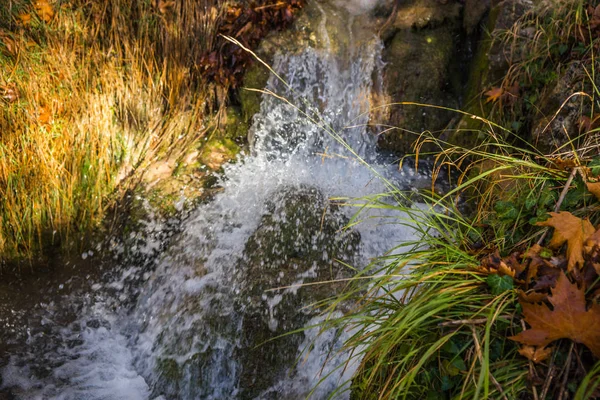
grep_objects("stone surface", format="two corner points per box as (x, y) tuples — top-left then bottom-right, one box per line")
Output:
(199, 137), (240, 171)
(464, 0), (491, 34)
(376, 0), (465, 152)
(235, 185), (359, 398)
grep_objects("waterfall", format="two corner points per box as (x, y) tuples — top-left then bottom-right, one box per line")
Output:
(1, 2), (428, 399)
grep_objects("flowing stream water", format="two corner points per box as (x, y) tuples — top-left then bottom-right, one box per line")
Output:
(1, 1), (431, 399)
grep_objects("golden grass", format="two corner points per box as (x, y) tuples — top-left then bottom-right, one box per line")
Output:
(0, 0), (227, 261)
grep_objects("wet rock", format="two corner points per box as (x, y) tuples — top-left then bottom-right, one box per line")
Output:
(239, 64), (271, 126)
(377, 22), (459, 152)
(199, 137), (240, 171)
(464, 0), (491, 34)
(236, 185), (360, 398)
(448, 0), (534, 146)
(487, 0), (535, 83)
(392, 0), (462, 30)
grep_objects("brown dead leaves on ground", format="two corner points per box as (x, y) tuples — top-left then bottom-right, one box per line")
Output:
(537, 212), (596, 272)
(479, 179), (600, 363)
(198, 0), (306, 87)
(511, 271), (600, 358)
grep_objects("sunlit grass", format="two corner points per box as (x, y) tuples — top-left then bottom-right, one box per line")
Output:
(0, 0), (225, 261)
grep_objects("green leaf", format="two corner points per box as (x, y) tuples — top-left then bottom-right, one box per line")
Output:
(442, 340), (460, 355)
(538, 188), (557, 208)
(451, 357), (466, 372)
(590, 157), (600, 177)
(494, 201), (518, 221)
(562, 176), (589, 209)
(487, 274), (514, 296)
(540, 248), (553, 258)
(525, 196), (537, 210)
(440, 375), (454, 391)
(558, 43), (569, 55)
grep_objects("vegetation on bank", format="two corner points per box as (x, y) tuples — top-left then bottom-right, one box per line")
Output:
(0, 0), (304, 263)
(0, 0), (223, 261)
(317, 0), (600, 398)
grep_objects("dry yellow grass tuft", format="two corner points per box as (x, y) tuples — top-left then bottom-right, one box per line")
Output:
(0, 0), (227, 261)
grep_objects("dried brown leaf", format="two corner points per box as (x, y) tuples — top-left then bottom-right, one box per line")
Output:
(536, 212), (596, 271)
(485, 87), (504, 103)
(158, 0), (175, 14)
(587, 182), (600, 201)
(511, 271), (600, 357)
(518, 345), (553, 364)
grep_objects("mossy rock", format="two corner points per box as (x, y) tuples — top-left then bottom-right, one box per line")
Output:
(235, 185), (360, 398)
(239, 63), (271, 125)
(199, 137), (240, 171)
(378, 24), (458, 152)
(224, 106), (250, 143)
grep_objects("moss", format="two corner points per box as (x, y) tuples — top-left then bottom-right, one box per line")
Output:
(446, 5), (501, 147)
(238, 63), (270, 124)
(224, 106), (249, 143)
(199, 137), (240, 171)
(156, 357), (182, 382)
(379, 24), (458, 152)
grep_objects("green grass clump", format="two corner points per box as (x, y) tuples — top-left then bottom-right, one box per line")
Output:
(310, 124), (600, 398)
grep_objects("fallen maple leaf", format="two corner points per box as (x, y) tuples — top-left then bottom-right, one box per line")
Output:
(517, 345), (553, 364)
(34, 0), (54, 22)
(536, 212), (596, 271)
(511, 271), (600, 357)
(518, 290), (547, 304)
(586, 229), (600, 275)
(587, 181), (600, 201)
(485, 86), (504, 103)
(524, 244), (547, 281)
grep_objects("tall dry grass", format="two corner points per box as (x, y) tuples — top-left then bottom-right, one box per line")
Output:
(0, 0), (228, 261)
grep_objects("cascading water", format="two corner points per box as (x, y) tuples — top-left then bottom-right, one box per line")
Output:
(1, 1), (431, 399)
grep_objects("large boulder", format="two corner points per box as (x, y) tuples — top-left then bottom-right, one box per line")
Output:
(235, 185), (360, 398)
(375, 0), (491, 153)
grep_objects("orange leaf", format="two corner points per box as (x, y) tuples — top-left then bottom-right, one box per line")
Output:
(587, 181), (600, 201)
(18, 13), (32, 25)
(38, 106), (52, 125)
(536, 212), (596, 271)
(34, 0), (55, 22)
(485, 87), (504, 103)
(517, 345), (553, 364)
(510, 271), (600, 357)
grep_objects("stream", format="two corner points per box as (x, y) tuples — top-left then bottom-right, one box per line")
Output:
(0, 1), (431, 399)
